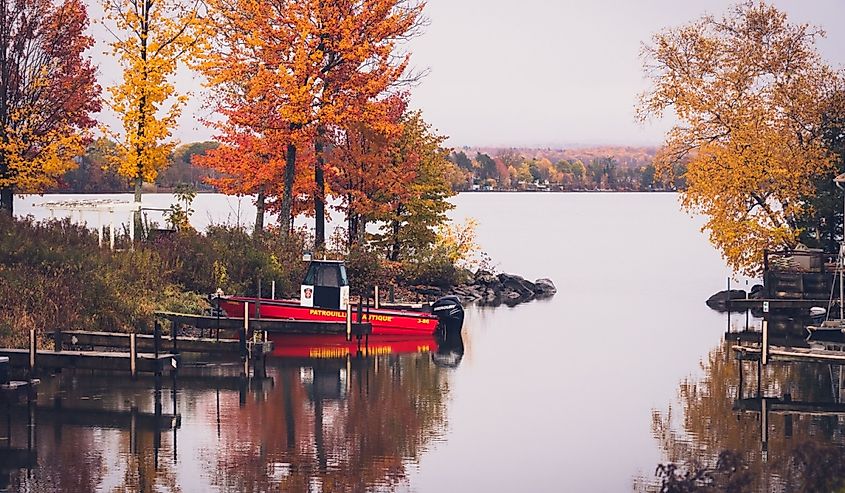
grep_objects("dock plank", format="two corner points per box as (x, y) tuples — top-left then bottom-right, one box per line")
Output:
(0, 348), (179, 373)
(155, 311), (372, 335)
(56, 330), (245, 354)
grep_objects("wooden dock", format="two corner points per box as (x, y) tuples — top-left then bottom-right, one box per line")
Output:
(724, 330), (811, 348)
(0, 348), (179, 374)
(157, 311), (373, 336)
(2, 403), (180, 431)
(733, 345), (845, 364)
(55, 330), (249, 354)
(734, 396), (845, 416)
(725, 298), (829, 310)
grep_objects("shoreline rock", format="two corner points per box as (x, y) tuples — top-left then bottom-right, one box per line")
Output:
(419, 270), (557, 307)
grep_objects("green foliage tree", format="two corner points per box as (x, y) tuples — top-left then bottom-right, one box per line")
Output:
(372, 111), (455, 261)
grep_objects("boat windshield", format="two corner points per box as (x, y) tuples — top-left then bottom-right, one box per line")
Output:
(303, 262), (348, 288)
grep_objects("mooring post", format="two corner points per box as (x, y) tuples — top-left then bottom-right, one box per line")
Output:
(170, 318), (180, 354)
(346, 301), (352, 341)
(241, 301), (248, 360)
(256, 278), (262, 319)
(389, 285), (395, 303)
(154, 320), (161, 360)
(374, 286), (380, 310)
(0, 356), (9, 385)
(130, 332), (138, 379)
(726, 277), (731, 316)
(271, 280), (276, 300)
(762, 319), (769, 366)
(29, 329), (36, 376)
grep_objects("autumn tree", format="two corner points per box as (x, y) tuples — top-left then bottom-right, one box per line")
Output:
(638, 1), (845, 275)
(200, 0), (424, 249)
(0, 0), (100, 216)
(63, 138), (128, 192)
(328, 97), (406, 248)
(102, 0), (201, 229)
(193, 115), (298, 236)
(371, 110), (455, 261)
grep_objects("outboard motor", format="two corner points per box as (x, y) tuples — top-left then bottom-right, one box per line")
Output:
(432, 295), (464, 334)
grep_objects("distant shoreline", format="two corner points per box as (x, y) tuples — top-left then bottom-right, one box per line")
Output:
(35, 189), (681, 195)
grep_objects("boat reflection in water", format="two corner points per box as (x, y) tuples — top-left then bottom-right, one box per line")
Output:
(1, 332), (464, 492)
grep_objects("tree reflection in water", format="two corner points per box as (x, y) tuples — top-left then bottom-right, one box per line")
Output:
(1, 333), (462, 492)
(639, 341), (845, 492)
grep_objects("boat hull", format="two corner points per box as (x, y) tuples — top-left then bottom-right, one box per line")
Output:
(218, 297), (439, 337)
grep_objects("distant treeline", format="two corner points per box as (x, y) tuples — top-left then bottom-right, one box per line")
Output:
(56, 138), (220, 193)
(54, 140), (685, 194)
(446, 147), (687, 192)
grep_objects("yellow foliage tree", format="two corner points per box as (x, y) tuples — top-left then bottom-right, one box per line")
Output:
(102, 0), (201, 226)
(638, 1), (845, 275)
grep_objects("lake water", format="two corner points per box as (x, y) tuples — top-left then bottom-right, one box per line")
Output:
(5, 192), (812, 492)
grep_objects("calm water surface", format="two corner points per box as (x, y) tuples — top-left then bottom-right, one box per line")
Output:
(6, 192), (808, 492)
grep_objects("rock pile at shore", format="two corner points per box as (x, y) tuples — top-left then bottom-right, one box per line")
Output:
(705, 285), (764, 311)
(414, 271), (557, 306)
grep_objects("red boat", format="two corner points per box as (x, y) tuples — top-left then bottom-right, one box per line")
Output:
(217, 260), (464, 337)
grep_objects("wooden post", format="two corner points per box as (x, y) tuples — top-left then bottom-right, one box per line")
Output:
(726, 277), (731, 315)
(171, 320), (178, 354)
(29, 329), (36, 374)
(0, 356), (9, 385)
(374, 286), (380, 310)
(256, 279), (262, 319)
(271, 281), (276, 300)
(109, 216), (115, 250)
(346, 301), (352, 341)
(762, 319), (769, 366)
(240, 301), (248, 359)
(129, 209), (135, 248)
(130, 332), (138, 379)
(98, 213), (103, 247)
(154, 321), (161, 359)
(53, 325), (61, 352)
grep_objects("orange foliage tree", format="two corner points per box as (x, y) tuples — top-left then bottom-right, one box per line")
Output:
(328, 95), (408, 247)
(0, 0), (100, 216)
(199, 0), (424, 247)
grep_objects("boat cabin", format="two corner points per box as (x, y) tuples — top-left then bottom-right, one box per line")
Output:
(300, 260), (350, 310)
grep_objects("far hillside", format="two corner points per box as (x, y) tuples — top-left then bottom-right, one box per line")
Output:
(53, 140), (683, 194)
(448, 146), (685, 192)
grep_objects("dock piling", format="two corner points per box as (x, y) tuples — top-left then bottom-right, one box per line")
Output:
(53, 326), (61, 352)
(762, 320), (769, 366)
(130, 332), (137, 379)
(28, 329), (36, 375)
(346, 302), (352, 341)
(374, 286), (380, 310)
(154, 321), (161, 359)
(240, 302), (248, 358)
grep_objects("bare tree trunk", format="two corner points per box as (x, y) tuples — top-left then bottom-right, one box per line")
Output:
(0, 186), (12, 217)
(358, 217), (366, 245)
(254, 189), (265, 237)
(280, 141), (297, 237)
(133, 176), (142, 235)
(314, 126), (326, 251)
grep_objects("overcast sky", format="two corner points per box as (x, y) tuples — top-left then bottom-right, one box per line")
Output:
(88, 0), (845, 148)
